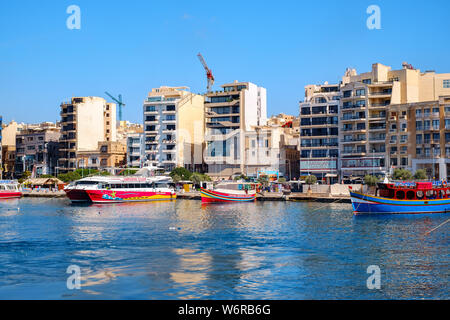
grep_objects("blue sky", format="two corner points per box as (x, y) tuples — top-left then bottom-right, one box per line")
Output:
(1, 0), (449, 124)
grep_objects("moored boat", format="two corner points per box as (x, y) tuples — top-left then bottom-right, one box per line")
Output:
(350, 181), (450, 215)
(0, 180), (22, 199)
(64, 166), (176, 204)
(201, 182), (257, 203)
(85, 176), (176, 203)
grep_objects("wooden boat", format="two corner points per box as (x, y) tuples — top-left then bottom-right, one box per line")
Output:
(0, 180), (22, 199)
(201, 182), (257, 203)
(350, 181), (450, 215)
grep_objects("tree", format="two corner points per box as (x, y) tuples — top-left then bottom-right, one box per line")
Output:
(364, 175), (379, 187)
(171, 174), (181, 184)
(393, 168), (413, 181)
(18, 171), (32, 184)
(202, 174), (212, 182)
(413, 169), (427, 180)
(170, 167), (192, 181)
(257, 175), (269, 188)
(190, 172), (203, 184)
(234, 174), (248, 181)
(305, 175), (317, 185)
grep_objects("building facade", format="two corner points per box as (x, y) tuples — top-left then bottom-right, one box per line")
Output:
(244, 124), (299, 180)
(59, 97), (117, 172)
(77, 141), (126, 172)
(15, 125), (61, 176)
(126, 133), (145, 168)
(339, 63), (450, 179)
(143, 87), (205, 172)
(204, 81), (267, 178)
(387, 96), (450, 180)
(299, 83), (340, 183)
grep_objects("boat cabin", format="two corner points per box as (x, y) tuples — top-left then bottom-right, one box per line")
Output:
(376, 181), (450, 200)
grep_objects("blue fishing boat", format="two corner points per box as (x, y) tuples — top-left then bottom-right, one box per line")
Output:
(350, 181), (450, 215)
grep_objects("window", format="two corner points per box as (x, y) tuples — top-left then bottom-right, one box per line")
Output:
(415, 109), (422, 116)
(355, 89), (366, 96)
(362, 79), (372, 84)
(432, 120), (440, 130)
(444, 79), (450, 88)
(416, 134), (423, 144)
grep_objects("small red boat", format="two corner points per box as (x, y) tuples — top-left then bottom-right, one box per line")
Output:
(0, 180), (22, 199)
(201, 182), (257, 203)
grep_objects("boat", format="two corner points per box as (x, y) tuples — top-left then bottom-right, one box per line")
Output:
(201, 182), (257, 203)
(64, 166), (176, 204)
(0, 180), (22, 199)
(350, 181), (450, 215)
(64, 177), (105, 203)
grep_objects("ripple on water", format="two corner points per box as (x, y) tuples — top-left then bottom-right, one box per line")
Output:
(0, 198), (448, 299)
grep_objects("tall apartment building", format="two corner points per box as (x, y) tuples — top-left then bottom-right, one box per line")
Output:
(387, 96), (450, 180)
(15, 125), (61, 176)
(59, 97), (117, 172)
(143, 87), (205, 172)
(299, 83), (340, 183)
(339, 62), (450, 179)
(205, 81), (267, 178)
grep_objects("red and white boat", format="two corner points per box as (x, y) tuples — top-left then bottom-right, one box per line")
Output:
(201, 182), (257, 203)
(65, 175), (176, 204)
(0, 180), (22, 199)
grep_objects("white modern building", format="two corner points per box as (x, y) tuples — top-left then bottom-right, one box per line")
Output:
(143, 86), (205, 172)
(204, 81), (267, 178)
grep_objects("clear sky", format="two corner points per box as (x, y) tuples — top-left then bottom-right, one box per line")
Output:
(1, 0), (449, 124)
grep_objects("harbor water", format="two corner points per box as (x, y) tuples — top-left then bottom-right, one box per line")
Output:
(0, 198), (448, 299)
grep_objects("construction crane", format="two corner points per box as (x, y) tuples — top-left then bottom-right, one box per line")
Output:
(105, 92), (125, 122)
(197, 53), (215, 92)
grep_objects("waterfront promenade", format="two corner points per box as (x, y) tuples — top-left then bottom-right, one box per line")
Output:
(21, 190), (352, 203)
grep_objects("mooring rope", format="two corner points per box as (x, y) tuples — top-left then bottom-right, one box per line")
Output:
(424, 218), (450, 236)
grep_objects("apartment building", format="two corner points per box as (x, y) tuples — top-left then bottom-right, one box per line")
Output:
(143, 87), (205, 172)
(387, 96), (450, 180)
(244, 123), (299, 180)
(299, 83), (340, 183)
(15, 125), (61, 176)
(59, 97), (117, 172)
(339, 62), (450, 179)
(205, 81), (267, 178)
(126, 133), (145, 168)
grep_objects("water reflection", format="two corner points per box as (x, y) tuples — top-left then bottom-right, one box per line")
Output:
(0, 198), (448, 299)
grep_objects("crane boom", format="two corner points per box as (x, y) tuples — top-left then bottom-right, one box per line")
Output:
(105, 91), (126, 122)
(197, 53), (215, 92)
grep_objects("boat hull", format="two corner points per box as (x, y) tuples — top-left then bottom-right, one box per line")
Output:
(85, 190), (176, 203)
(65, 189), (91, 203)
(200, 188), (256, 203)
(0, 192), (22, 199)
(350, 191), (450, 215)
